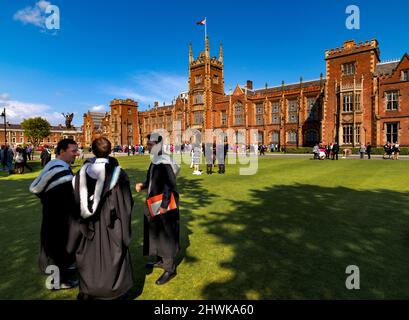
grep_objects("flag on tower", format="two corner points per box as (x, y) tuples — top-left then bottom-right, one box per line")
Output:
(196, 18), (206, 25)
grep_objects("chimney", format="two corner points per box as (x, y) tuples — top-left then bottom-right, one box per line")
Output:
(154, 101), (159, 108)
(246, 80), (253, 90)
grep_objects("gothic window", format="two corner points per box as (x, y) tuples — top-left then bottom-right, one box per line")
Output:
(193, 111), (203, 125)
(193, 92), (204, 104)
(255, 103), (263, 125)
(307, 97), (318, 121)
(343, 93), (353, 112)
(234, 103), (244, 125)
(287, 99), (298, 123)
(271, 101), (280, 124)
(342, 124), (353, 144)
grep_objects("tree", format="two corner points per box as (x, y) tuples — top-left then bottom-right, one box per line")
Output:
(21, 117), (51, 148)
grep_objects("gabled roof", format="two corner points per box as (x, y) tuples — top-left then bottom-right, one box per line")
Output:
(374, 61), (400, 76)
(233, 85), (244, 96)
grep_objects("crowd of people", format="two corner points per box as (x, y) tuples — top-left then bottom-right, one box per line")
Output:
(190, 142), (229, 175)
(312, 142), (341, 160)
(1, 144), (34, 174)
(312, 141), (402, 160)
(383, 142), (400, 160)
(0, 144), (87, 175)
(29, 136), (181, 300)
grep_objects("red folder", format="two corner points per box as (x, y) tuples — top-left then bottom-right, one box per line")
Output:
(146, 192), (177, 218)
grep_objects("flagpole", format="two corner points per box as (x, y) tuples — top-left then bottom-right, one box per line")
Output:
(205, 17), (207, 41)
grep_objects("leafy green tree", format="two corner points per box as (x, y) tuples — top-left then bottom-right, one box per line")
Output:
(21, 117), (51, 147)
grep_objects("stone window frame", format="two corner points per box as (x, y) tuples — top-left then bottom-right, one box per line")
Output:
(288, 114), (298, 123)
(270, 131), (280, 143)
(385, 122), (399, 143)
(342, 124), (353, 144)
(221, 110), (227, 126)
(287, 130), (297, 143)
(401, 70), (409, 82)
(195, 75), (202, 84)
(355, 93), (361, 111)
(271, 101), (280, 124)
(342, 62), (356, 76)
(355, 125), (361, 144)
(342, 93), (354, 112)
(193, 91), (204, 105)
(234, 102), (244, 126)
(385, 90), (399, 111)
(255, 103), (264, 125)
(193, 111), (204, 125)
(288, 99), (298, 112)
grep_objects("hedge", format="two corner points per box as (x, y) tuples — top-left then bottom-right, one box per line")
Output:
(267, 147), (409, 155)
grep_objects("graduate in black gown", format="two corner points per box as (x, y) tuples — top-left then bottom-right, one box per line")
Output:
(135, 133), (180, 285)
(70, 137), (134, 300)
(29, 138), (79, 289)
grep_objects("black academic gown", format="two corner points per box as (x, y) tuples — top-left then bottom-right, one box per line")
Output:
(71, 157), (134, 300)
(29, 160), (76, 281)
(143, 162), (180, 260)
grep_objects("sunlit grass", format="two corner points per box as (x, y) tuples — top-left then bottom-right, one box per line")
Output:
(0, 156), (409, 299)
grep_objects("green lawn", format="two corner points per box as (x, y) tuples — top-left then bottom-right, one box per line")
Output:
(1, 156), (409, 299)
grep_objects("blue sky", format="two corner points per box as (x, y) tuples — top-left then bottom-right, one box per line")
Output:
(0, 0), (408, 126)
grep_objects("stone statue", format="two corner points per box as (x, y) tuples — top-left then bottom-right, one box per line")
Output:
(62, 112), (74, 129)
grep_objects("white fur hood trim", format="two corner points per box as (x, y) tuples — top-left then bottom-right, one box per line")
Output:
(76, 163), (121, 219)
(29, 160), (73, 194)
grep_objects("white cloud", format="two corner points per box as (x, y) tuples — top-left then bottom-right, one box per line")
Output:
(0, 95), (66, 126)
(91, 105), (107, 112)
(13, 1), (51, 29)
(0, 93), (10, 101)
(107, 72), (187, 109)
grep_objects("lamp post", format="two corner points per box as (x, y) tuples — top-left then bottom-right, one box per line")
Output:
(1, 108), (7, 144)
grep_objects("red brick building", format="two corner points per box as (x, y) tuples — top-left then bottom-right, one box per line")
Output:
(324, 39), (409, 147)
(81, 38), (409, 148)
(82, 98), (140, 147)
(0, 123), (82, 147)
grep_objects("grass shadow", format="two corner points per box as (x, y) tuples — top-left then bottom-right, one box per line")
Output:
(199, 184), (409, 299)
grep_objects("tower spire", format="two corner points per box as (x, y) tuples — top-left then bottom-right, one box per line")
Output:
(189, 42), (193, 64)
(205, 35), (209, 58)
(219, 42), (223, 63)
